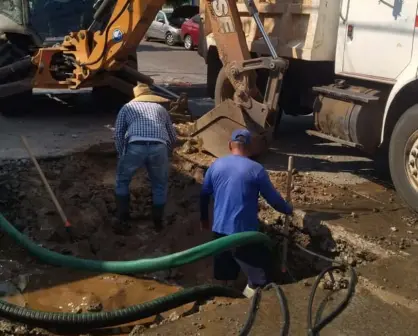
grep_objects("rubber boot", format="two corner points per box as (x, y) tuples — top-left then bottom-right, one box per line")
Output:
(152, 204), (165, 232)
(115, 194), (130, 233)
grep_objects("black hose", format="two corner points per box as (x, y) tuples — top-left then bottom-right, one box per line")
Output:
(307, 266), (357, 335)
(0, 284), (242, 329)
(239, 287), (261, 336)
(93, 0), (116, 21)
(79, 0), (129, 67)
(0, 56), (33, 80)
(238, 235), (357, 336)
(239, 283), (289, 336)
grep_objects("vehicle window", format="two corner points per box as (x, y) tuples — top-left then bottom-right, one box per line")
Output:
(192, 15), (200, 24)
(156, 12), (164, 22)
(0, 0), (24, 25)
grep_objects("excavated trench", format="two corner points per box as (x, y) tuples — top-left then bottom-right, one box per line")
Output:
(0, 145), (379, 335)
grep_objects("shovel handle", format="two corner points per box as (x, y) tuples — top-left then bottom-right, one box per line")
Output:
(281, 156), (294, 272)
(20, 136), (71, 228)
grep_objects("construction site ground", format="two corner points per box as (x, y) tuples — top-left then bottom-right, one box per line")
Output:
(0, 41), (417, 335)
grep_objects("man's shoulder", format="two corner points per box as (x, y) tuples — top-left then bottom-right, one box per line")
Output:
(211, 155), (263, 170)
(123, 101), (166, 111)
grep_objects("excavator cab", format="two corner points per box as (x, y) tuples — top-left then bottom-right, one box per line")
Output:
(0, 0), (94, 46)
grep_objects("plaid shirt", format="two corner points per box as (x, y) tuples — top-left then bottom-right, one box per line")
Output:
(114, 101), (177, 155)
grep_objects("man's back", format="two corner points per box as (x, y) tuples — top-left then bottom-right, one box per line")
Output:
(203, 154), (264, 234)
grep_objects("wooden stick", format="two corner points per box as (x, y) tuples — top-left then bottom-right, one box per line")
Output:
(20, 136), (71, 229)
(281, 156), (294, 273)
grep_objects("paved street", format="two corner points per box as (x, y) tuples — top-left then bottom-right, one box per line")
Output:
(1, 41), (418, 335)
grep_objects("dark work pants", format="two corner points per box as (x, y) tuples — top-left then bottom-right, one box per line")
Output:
(212, 232), (273, 289)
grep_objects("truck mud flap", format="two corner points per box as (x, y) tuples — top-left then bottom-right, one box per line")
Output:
(190, 99), (273, 158)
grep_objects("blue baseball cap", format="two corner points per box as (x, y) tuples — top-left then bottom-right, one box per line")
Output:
(231, 129), (252, 145)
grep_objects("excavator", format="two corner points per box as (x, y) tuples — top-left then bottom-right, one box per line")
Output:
(0, 0), (285, 158)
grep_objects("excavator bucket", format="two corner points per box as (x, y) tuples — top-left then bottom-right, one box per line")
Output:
(190, 99), (273, 158)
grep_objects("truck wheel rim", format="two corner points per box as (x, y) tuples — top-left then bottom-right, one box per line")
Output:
(185, 36), (191, 49)
(405, 130), (418, 191)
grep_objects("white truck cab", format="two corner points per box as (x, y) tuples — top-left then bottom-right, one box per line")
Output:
(198, 0), (418, 212)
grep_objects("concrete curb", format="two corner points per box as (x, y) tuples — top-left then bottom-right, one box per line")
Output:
(291, 209), (400, 259)
(290, 209), (418, 312)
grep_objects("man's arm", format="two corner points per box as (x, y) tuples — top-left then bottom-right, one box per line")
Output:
(165, 112), (177, 150)
(114, 106), (128, 156)
(200, 166), (214, 228)
(257, 168), (293, 215)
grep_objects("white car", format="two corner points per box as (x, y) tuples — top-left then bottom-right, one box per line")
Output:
(144, 5), (199, 46)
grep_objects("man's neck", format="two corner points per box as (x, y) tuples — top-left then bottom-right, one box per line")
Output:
(230, 150), (247, 157)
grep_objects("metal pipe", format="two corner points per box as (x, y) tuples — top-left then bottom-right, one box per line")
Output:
(244, 0), (278, 59)
(152, 84), (180, 99)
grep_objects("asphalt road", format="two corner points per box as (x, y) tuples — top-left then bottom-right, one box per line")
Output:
(0, 40), (373, 185)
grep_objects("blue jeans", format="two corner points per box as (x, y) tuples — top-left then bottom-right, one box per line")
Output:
(115, 142), (169, 205)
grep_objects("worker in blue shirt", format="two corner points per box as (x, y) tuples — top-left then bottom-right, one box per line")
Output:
(200, 129), (293, 298)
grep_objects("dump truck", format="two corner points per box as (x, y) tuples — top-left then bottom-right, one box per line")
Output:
(197, 0), (418, 212)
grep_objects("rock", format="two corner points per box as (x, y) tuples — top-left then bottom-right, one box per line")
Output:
(86, 301), (103, 312)
(0, 320), (13, 333)
(181, 140), (198, 154)
(390, 227), (398, 232)
(129, 324), (147, 336)
(71, 305), (83, 314)
(351, 212), (358, 219)
(168, 311), (180, 321)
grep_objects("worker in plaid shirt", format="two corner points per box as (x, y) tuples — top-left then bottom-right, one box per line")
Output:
(114, 83), (177, 233)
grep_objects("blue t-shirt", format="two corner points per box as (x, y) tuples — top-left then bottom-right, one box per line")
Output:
(200, 154), (292, 235)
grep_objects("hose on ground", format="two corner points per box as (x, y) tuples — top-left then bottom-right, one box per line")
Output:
(0, 284), (242, 329)
(0, 213), (272, 274)
(0, 213), (356, 334)
(239, 236), (357, 336)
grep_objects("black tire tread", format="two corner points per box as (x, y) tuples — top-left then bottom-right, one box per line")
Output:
(389, 105), (418, 212)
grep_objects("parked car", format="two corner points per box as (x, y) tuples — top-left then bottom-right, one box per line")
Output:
(180, 14), (201, 50)
(145, 5), (199, 46)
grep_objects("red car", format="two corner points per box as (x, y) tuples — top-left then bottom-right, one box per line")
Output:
(180, 14), (200, 50)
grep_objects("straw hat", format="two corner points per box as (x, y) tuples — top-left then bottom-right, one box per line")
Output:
(131, 83), (170, 103)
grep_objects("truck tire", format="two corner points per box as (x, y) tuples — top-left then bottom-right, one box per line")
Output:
(389, 104), (418, 212)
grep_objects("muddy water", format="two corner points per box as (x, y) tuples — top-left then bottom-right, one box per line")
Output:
(1, 271), (194, 327)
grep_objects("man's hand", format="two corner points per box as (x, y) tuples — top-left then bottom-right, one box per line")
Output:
(200, 219), (210, 231)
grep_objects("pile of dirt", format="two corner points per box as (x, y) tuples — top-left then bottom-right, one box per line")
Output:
(1, 146), (369, 274)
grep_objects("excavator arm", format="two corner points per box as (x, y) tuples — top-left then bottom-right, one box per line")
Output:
(189, 0), (288, 157)
(29, 0), (286, 157)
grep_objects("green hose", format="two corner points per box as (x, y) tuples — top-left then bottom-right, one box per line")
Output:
(0, 213), (271, 274)
(0, 213), (269, 328)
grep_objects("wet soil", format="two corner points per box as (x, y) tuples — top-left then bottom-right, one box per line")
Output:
(0, 136), (379, 335)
